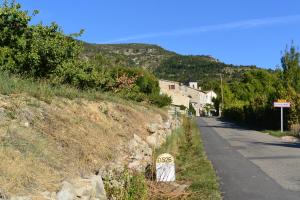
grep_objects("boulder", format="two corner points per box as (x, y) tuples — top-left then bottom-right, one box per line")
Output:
(90, 175), (107, 200)
(57, 181), (75, 200)
(57, 176), (107, 200)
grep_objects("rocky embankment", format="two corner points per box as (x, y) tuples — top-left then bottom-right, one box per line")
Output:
(0, 94), (179, 200)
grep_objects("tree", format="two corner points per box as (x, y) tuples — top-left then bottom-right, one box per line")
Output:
(281, 43), (300, 92)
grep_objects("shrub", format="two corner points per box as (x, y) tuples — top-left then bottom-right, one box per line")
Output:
(148, 93), (172, 108)
(104, 169), (148, 200)
(0, 1), (171, 107)
(290, 123), (300, 137)
(189, 103), (196, 116)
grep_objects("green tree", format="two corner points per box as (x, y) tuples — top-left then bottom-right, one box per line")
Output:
(281, 43), (300, 92)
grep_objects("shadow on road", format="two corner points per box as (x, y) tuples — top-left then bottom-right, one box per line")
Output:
(199, 117), (252, 131)
(251, 141), (300, 149)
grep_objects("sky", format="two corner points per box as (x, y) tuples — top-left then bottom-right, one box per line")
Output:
(18, 0), (300, 68)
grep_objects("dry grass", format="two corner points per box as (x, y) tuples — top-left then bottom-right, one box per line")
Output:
(148, 182), (191, 200)
(0, 94), (165, 197)
(154, 120), (222, 200)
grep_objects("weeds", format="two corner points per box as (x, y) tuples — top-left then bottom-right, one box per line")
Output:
(183, 116), (192, 145)
(104, 168), (148, 200)
(155, 118), (221, 200)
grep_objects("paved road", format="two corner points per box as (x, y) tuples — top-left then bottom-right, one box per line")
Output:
(197, 117), (300, 200)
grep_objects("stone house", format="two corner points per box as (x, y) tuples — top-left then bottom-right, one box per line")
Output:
(159, 80), (217, 117)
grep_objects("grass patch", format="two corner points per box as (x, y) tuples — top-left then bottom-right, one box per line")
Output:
(0, 72), (128, 104)
(156, 117), (221, 200)
(262, 130), (296, 138)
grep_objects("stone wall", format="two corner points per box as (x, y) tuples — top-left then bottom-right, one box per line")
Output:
(4, 113), (180, 200)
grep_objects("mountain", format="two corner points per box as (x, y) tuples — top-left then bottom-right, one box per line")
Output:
(82, 42), (259, 90)
(82, 42), (176, 69)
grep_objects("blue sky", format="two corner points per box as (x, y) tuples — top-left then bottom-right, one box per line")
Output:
(18, 0), (300, 68)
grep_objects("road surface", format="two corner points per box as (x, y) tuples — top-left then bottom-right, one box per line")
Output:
(197, 117), (300, 200)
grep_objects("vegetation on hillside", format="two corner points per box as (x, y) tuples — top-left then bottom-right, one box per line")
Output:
(154, 55), (256, 89)
(219, 44), (300, 132)
(0, 1), (171, 107)
(82, 42), (176, 70)
(83, 43), (257, 91)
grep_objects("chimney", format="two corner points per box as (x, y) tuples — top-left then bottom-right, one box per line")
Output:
(189, 82), (198, 89)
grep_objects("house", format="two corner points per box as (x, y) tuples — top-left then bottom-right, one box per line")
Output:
(159, 80), (217, 117)
(159, 80), (190, 113)
(205, 90), (217, 104)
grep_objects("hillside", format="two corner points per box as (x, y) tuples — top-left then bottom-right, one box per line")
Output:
(82, 42), (176, 69)
(83, 42), (259, 90)
(0, 73), (175, 197)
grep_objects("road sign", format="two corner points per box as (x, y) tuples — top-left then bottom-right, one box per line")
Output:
(156, 153), (175, 182)
(273, 100), (291, 132)
(273, 102), (290, 108)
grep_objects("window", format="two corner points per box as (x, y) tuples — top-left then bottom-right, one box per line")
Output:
(169, 85), (175, 90)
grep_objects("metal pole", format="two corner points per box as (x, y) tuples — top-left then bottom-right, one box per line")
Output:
(281, 107), (283, 133)
(175, 106), (178, 123)
(220, 74), (224, 117)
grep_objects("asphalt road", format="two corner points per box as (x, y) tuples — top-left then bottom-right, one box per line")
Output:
(197, 117), (300, 200)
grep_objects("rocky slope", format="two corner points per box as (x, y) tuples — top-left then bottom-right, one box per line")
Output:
(0, 94), (179, 199)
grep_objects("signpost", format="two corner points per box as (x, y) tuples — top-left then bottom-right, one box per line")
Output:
(156, 153), (175, 182)
(273, 99), (291, 132)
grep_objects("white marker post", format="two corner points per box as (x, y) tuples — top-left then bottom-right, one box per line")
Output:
(156, 153), (175, 182)
(273, 100), (290, 133)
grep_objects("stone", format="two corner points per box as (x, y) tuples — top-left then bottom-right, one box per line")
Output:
(163, 121), (171, 130)
(24, 122), (30, 127)
(73, 179), (93, 197)
(147, 123), (158, 134)
(281, 136), (300, 143)
(133, 134), (143, 144)
(128, 160), (142, 171)
(10, 196), (31, 200)
(57, 181), (75, 200)
(40, 191), (56, 200)
(90, 175), (107, 200)
(146, 133), (159, 148)
(56, 176), (107, 200)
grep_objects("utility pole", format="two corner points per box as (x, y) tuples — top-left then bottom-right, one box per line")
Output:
(281, 107), (283, 133)
(219, 74), (224, 117)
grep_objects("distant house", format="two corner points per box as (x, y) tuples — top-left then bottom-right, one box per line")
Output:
(159, 80), (190, 112)
(205, 90), (217, 105)
(159, 80), (217, 117)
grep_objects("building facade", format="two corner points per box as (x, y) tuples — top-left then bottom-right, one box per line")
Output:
(159, 80), (217, 117)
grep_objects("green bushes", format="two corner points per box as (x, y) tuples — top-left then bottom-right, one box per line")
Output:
(0, 1), (171, 107)
(222, 46), (300, 130)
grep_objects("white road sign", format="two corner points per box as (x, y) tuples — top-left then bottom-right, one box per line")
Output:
(156, 153), (175, 182)
(273, 102), (290, 108)
(273, 100), (291, 132)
